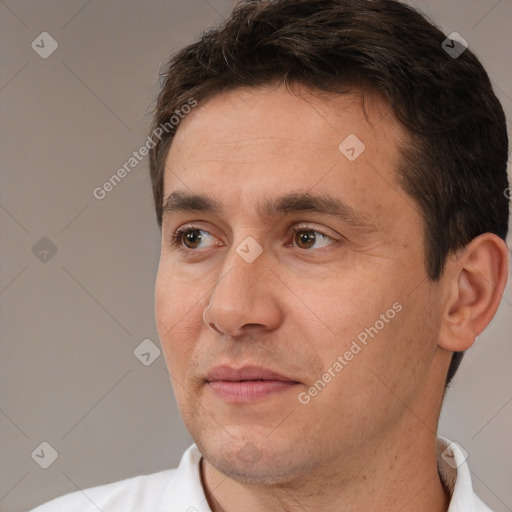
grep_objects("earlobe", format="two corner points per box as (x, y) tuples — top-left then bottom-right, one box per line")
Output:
(438, 233), (509, 352)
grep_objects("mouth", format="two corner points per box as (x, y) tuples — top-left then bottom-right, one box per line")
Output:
(205, 365), (300, 403)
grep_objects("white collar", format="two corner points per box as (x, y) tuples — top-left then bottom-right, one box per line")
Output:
(436, 436), (491, 511)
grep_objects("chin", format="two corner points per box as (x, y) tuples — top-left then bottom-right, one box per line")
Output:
(194, 429), (317, 486)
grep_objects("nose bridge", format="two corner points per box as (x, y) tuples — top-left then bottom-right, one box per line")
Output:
(208, 241), (264, 311)
(203, 240), (282, 335)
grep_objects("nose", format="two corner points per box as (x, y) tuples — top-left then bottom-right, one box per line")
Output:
(202, 245), (283, 338)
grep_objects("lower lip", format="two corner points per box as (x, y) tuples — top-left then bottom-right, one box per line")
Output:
(208, 380), (298, 402)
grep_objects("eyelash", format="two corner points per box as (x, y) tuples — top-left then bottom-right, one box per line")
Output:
(170, 224), (337, 251)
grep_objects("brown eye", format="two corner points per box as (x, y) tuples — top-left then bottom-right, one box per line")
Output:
(294, 230), (317, 249)
(182, 229), (203, 249)
(173, 228), (216, 250)
(290, 226), (336, 250)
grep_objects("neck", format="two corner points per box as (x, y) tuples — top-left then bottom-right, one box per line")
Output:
(200, 419), (450, 512)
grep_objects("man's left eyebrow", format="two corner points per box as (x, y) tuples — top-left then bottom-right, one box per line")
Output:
(259, 193), (377, 230)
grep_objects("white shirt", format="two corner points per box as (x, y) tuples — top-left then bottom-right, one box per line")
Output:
(30, 436), (492, 511)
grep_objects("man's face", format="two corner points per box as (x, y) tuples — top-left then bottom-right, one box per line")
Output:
(155, 85), (445, 483)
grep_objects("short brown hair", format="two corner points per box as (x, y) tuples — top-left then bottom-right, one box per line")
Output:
(149, 0), (509, 388)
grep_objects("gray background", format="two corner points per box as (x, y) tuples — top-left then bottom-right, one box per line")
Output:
(0, 1), (511, 511)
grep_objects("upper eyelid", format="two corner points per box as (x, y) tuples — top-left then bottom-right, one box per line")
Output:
(292, 222), (336, 237)
(173, 224), (218, 239)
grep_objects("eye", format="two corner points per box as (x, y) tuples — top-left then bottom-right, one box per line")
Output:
(172, 226), (220, 250)
(289, 225), (336, 250)
(170, 224), (337, 252)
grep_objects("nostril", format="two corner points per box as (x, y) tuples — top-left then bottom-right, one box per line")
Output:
(209, 322), (223, 334)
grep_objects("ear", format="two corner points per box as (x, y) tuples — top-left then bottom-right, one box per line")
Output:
(438, 233), (509, 352)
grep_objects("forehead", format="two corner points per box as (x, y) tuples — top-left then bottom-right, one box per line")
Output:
(168, 84), (404, 158)
(163, 84), (414, 223)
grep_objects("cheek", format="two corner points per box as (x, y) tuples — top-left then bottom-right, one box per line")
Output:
(155, 263), (204, 367)
(154, 267), (176, 340)
(155, 258), (205, 327)
(341, 284), (441, 409)
(304, 269), (411, 387)
(311, 271), (393, 343)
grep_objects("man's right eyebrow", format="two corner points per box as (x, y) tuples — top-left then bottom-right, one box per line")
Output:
(162, 191), (223, 219)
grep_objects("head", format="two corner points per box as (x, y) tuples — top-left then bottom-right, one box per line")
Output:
(150, 0), (509, 485)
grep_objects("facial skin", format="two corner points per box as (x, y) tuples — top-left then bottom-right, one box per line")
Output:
(154, 84), (507, 512)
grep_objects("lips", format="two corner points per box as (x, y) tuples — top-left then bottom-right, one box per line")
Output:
(206, 365), (295, 382)
(205, 365), (299, 402)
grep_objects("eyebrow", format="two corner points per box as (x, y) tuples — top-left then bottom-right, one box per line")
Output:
(162, 190), (376, 230)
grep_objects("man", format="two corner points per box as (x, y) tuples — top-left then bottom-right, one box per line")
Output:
(31, 0), (509, 510)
